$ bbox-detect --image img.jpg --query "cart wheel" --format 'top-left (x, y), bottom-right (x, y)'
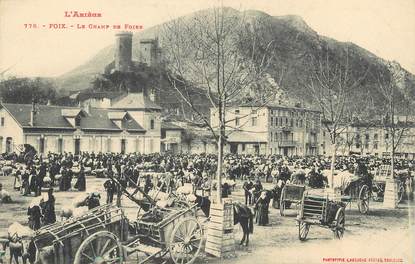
top-left (279, 188), bottom-right (285, 216)
top-left (358, 185), bottom-right (370, 214)
top-left (298, 221), bottom-right (309, 241)
top-left (73, 231), bottom-right (123, 264)
top-left (169, 217), bottom-right (203, 264)
top-left (397, 182), bottom-right (405, 204)
top-left (333, 209), bottom-right (345, 239)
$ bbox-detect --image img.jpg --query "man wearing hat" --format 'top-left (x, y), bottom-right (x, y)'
top-left (252, 178), bottom-right (263, 205)
top-left (242, 178), bottom-right (254, 205)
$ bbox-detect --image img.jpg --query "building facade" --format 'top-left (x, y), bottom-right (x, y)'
top-left (321, 123), bottom-right (415, 159)
top-left (210, 104), bottom-right (321, 156)
top-left (0, 93), bottom-right (165, 155)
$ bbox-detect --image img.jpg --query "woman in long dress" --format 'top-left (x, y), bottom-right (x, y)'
top-left (255, 191), bottom-right (269, 226)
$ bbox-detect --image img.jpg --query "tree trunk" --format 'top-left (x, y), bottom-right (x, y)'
top-left (216, 132), bottom-right (223, 203)
top-left (391, 130), bottom-right (395, 179)
top-left (216, 102), bottom-right (225, 204)
top-left (330, 142), bottom-right (337, 189)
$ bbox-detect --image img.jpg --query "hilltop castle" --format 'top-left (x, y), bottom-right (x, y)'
top-left (105, 31), bottom-right (161, 74)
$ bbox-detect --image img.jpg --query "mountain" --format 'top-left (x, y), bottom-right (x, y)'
top-left (56, 8), bottom-right (415, 111)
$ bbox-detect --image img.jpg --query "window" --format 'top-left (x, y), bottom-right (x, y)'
top-left (365, 134), bottom-right (370, 140)
top-left (107, 138), bottom-right (112, 152)
top-left (275, 133), bottom-right (278, 142)
top-left (235, 109), bottom-right (240, 114)
top-left (290, 119), bottom-right (294, 127)
top-left (58, 138), bottom-right (63, 153)
top-left (374, 133), bottom-right (378, 140)
top-left (251, 110), bottom-right (257, 114)
top-left (242, 143), bottom-right (246, 151)
top-left (356, 143), bottom-right (360, 149)
top-left (235, 117), bottom-right (240, 126)
top-left (0, 117), bottom-right (4, 126)
top-left (374, 143), bottom-right (378, 149)
top-left (385, 133), bottom-right (389, 139)
top-left (39, 138), bottom-right (45, 153)
top-left (251, 117), bottom-right (257, 126)
top-left (150, 119), bottom-right (155, 129)
top-left (270, 117), bottom-right (274, 127)
top-left (270, 132), bottom-right (273, 142)
top-left (285, 117), bottom-right (288, 125)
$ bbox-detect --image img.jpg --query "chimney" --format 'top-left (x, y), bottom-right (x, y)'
top-left (84, 102), bottom-right (92, 115)
top-left (149, 88), bottom-right (155, 102)
top-left (29, 100), bottom-right (36, 126)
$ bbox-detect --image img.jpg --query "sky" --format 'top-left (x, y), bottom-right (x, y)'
top-left (0, 0), bottom-right (414, 77)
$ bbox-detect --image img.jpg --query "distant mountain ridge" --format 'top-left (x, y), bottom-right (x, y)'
top-left (56, 8), bottom-right (415, 110)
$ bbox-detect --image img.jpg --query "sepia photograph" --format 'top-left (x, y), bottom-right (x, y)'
top-left (0, 0), bottom-right (414, 263)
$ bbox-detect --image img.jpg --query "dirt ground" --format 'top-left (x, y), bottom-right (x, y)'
top-left (0, 175), bottom-right (414, 264)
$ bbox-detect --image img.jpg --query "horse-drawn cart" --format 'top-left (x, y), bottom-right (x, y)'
top-left (31, 204), bottom-right (128, 264)
top-left (340, 178), bottom-right (371, 214)
top-left (372, 165), bottom-right (412, 204)
top-left (28, 171), bottom-right (205, 264)
top-left (296, 193), bottom-right (346, 241)
top-left (279, 183), bottom-right (306, 216)
top-left (130, 204), bottom-right (203, 264)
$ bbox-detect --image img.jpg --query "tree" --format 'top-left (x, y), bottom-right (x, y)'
top-left (0, 77), bottom-right (57, 104)
top-left (375, 61), bottom-right (412, 176)
top-left (162, 7), bottom-right (278, 202)
top-left (305, 46), bottom-right (368, 188)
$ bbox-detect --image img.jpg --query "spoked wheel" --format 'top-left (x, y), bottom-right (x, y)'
top-left (358, 185), bottom-right (370, 214)
top-left (169, 217), bottom-right (203, 264)
top-left (279, 188), bottom-right (285, 216)
top-left (298, 221), bottom-right (309, 241)
top-left (397, 182), bottom-right (405, 204)
top-left (333, 208), bottom-right (345, 239)
top-left (74, 231), bottom-right (123, 264)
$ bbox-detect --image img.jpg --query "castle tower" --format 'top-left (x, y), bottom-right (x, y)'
top-left (139, 38), bottom-right (160, 67)
top-left (114, 32), bottom-right (133, 72)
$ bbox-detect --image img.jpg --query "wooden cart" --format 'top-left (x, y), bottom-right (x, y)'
top-left (340, 178), bottom-right (371, 214)
top-left (372, 165), bottom-right (406, 203)
top-left (130, 205), bottom-right (204, 264)
top-left (296, 193), bottom-right (346, 241)
top-left (30, 172), bottom-right (204, 264)
top-left (111, 174), bottom-right (204, 264)
top-left (31, 204), bottom-right (128, 264)
top-left (279, 183), bottom-right (306, 216)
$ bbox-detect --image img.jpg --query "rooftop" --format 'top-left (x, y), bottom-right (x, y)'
top-left (110, 93), bottom-right (161, 110)
top-left (0, 103), bottom-right (145, 132)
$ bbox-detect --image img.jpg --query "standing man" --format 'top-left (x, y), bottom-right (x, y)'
top-left (104, 179), bottom-right (116, 204)
top-left (75, 166), bottom-right (86, 191)
top-left (243, 178), bottom-right (254, 205)
top-left (252, 178), bottom-right (263, 205)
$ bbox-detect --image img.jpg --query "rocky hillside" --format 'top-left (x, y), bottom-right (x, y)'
top-left (56, 8), bottom-right (415, 112)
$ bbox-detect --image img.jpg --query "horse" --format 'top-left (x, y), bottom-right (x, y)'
top-left (192, 195), bottom-right (254, 246)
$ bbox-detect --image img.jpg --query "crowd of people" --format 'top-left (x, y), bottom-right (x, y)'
top-left (1, 151), bottom-right (413, 229)
top-left (0, 150), bottom-right (414, 264)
